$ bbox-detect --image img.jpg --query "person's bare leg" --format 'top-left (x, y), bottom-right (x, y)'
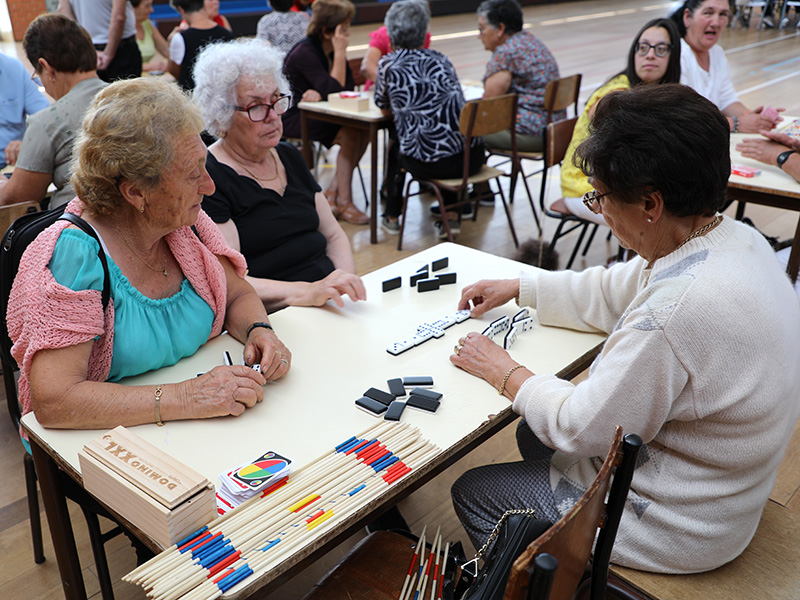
top-left (333, 127), bottom-right (369, 224)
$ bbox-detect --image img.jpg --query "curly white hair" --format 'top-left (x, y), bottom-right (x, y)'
top-left (193, 38), bottom-right (292, 138)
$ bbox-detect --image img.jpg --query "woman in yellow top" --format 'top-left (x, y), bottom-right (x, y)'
top-left (560, 18), bottom-right (682, 224)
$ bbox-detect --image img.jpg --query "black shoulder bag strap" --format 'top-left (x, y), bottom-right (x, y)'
top-left (59, 212), bottom-right (111, 310)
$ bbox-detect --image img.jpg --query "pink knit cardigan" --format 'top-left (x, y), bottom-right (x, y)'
top-left (7, 199), bottom-right (248, 417)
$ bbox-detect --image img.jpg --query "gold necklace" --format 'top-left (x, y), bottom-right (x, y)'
top-left (113, 223), bottom-right (169, 277)
top-left (230, 148), bottom-right (282, 184)
top-left (676, 215), bottom-right (723, 250)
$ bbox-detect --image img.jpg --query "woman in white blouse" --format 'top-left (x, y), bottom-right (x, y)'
top-left (671, 0), bottom-right (780, 133)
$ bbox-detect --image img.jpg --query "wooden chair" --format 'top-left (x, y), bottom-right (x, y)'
top-left (485, 74), bottom-right (582, 233)
top-left (503, 427), bottom-right (642, 600)
top-left (0, 200), bottom-right (40, 238)
top-left (608, 499), bottom-right (800, 600)
top-left (397, 93), bottom-right (520, 250)
top-left (302, 426), bottom-right (641, 600)
top-left (538, 117), bottom-right (602, 270)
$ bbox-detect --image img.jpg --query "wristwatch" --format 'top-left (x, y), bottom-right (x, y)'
top-left (777, 150), bottom-right (797, 170)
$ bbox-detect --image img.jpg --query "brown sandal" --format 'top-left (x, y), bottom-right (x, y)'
top-left (337, 202), bottom-right (370, 225)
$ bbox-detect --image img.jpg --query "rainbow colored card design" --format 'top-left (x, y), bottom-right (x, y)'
top-left (217, 451), bottom-right (292, 513)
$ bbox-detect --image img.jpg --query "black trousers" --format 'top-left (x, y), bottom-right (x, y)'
top-left (96, 36), bottom-right (143, 82)
top-left (384, 142), bottom-right (485, 217)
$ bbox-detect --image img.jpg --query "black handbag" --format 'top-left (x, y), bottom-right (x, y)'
top-left (459, 509), bottom-right (552, 600)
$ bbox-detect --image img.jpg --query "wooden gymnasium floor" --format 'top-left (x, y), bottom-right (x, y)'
top-left (1, 0), bottom-right (799, 598)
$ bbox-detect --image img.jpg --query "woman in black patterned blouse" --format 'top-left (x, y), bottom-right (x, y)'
top-left (374, 0), bottom-right (486, 238)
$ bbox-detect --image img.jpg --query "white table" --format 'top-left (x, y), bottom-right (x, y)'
top-left (729, 120), bottom-right (800, 282)
top-left (22, 243), bottom-right (605, 599)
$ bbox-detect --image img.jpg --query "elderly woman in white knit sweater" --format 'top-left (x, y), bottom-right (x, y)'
top-left (449, 84), bottom-right (800, 574)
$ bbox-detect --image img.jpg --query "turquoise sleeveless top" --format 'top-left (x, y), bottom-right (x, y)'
top-left (49, 229), bottom-right (215, 381)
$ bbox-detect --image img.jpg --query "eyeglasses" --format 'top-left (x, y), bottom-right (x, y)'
top-left (232, 94), bottom-right (291, 122)
top-left (582, 189), bottom-right (611, 214)
top-left (635, 42), bottom-right (672, 58)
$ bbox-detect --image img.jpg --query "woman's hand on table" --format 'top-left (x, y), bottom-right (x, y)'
top-left (181, 365), bottom-right (266, 418)
top-left (738, 106), bottom-right (783, 133)
top-left (458, 278), bottom-right (520, 317)
top-left (302, 269), bottom-right (366, 308)
top-left (736, 136), bottom-right (788, 166)
top-left (244, 327), bottom-right (292, 380)
top-left (760, 130), bottom-right (800, 152)
top-left (450, 332), bottom-right (517, 390)
top-left (302, 89), bottom-right (322, 102)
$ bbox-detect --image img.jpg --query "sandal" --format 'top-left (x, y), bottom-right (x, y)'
top-left (337, 202), bottom-right (370, 225)
top-left (325, 190), bottom-right (339, 218)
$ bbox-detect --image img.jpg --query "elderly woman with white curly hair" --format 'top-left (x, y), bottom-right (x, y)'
top-left (194, 38), bottom-right (365, 312)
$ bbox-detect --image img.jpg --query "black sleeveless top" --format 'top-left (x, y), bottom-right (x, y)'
top-left (177, 26), bottom-right (234, 91)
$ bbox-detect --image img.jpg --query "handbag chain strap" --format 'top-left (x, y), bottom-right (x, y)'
top-left (474, 508), bottom-right (537, 560)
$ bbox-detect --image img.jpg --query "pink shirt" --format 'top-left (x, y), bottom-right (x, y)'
top-left (365, 26), bottom-right (432, 90)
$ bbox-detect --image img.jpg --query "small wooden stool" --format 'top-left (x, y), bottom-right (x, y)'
top-left (610, 500), bottom-right (800, 600)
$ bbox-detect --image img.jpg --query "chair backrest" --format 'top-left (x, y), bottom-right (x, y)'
top-left (348, 56), bottom-right (367, 90)
top-left (459, 94), bottom-right (517, 139)
top-left (544, 117), bottom-right (578, 170)
top-left (543, 74), bottom-right (582, 118)
top-left (503, 426), bottom-right (643, 600)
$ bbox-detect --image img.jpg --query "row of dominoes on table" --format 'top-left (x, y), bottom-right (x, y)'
top-left (481, 308), bottom-right (535, 349)
top-left (387, 309), bottom-right (472, 356)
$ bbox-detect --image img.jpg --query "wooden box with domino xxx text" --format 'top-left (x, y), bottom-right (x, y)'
top-left (78, 426), bottom-right (216, 548)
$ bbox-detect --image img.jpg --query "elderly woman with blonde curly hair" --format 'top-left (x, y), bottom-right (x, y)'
top-left (194, 38), bottom-right (365, 312)
top-left (7, 77), bottom-right (291, 430)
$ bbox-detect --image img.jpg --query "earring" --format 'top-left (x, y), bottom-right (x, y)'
top-left (647, 217), bottom-right (652, 223)
top-left (139, 205), bottom-right (145, 214)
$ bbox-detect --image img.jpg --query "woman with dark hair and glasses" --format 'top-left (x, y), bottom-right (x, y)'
top-left (194, 39), bottom-right (365, 312)
top-left (450, 84), bottom-right (800, 574)
top-left (560, 17), bottom-right (680, 225)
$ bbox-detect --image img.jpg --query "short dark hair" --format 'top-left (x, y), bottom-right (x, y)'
top-left (23, 13), bottom-right (97, 74)
top-left (269, 0), bottom-right (295, 12)
top-left (574, 84), bottom-right (730, 218)
top-left (307, 0), bottom-right (355, 39)
top-left (171, 0), bottom-right (205, 14)
top-left (670, 0), bottom-right (707, 37)
top-left (623, 18), bottom-right (681, 86)
top-left (476, 0), bottom-right (523, 35)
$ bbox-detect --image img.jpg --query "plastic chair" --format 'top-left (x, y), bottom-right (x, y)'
top-left (397, 93), bottom-right (520, 250)
top-left (504, 427), bottom-right (642, 600)
top-left (730, 0), bottom-right (770, 28)
top-left (485, 74), bottom-right (582, 234)
top-left (537, 117), bottom-right (601, 270)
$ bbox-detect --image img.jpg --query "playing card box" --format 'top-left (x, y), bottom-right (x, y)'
top-left (327, 91), bottom-right (369, 111)
top-left (79, 426), bottom-right (215, 548)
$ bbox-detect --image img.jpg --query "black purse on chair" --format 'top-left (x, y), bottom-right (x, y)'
top-left (460, 509), bottom-right (552, 600)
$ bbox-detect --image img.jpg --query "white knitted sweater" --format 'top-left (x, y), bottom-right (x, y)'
top-left (513, 216), bottom-right (800, 573)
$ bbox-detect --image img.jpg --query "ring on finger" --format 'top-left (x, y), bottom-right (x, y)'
top-left (454, 344), bottom-right (462, 356)
top-left (280, 359), bottom-right (288, 365)
top-left (275, 350), bottom-right (282, 359)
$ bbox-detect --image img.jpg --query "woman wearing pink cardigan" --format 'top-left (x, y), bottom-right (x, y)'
top-left (7, 78), bottom-right (291, 430)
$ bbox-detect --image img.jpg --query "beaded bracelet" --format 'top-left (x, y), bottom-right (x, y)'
top-left (732, 115), bottom-right (739, 133)
top-left (498, 364), bottom-right (525, 395)
top-left (246, 321), bottom-right (274, 338)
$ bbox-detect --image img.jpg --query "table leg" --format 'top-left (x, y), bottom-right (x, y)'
top-left (300, 110), bottom-right (313, 169)
top-left (29, 439), bottom-right (88, 600)
top-left (370, 123), bottom-right (379, 244)
top-left (787, 216), bottom-right (800, 284)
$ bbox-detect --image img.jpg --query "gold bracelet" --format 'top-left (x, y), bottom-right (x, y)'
top-left (498, 364), bottom-right (524, 395)
top-left (154, 385), bottom-right (165, 426)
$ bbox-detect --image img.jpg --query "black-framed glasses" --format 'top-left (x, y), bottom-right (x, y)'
top-left (635, 42), bottom-right (671, 58)
top-left (232, 94), bottom-right (291, 122)
top-left (582, 189), bottom-right (611, 214)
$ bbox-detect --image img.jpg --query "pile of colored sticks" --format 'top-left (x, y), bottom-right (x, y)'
top-left (124, 422), bottom-right (439, 600)
top-left (400, 525), bottom-right (450, 600)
